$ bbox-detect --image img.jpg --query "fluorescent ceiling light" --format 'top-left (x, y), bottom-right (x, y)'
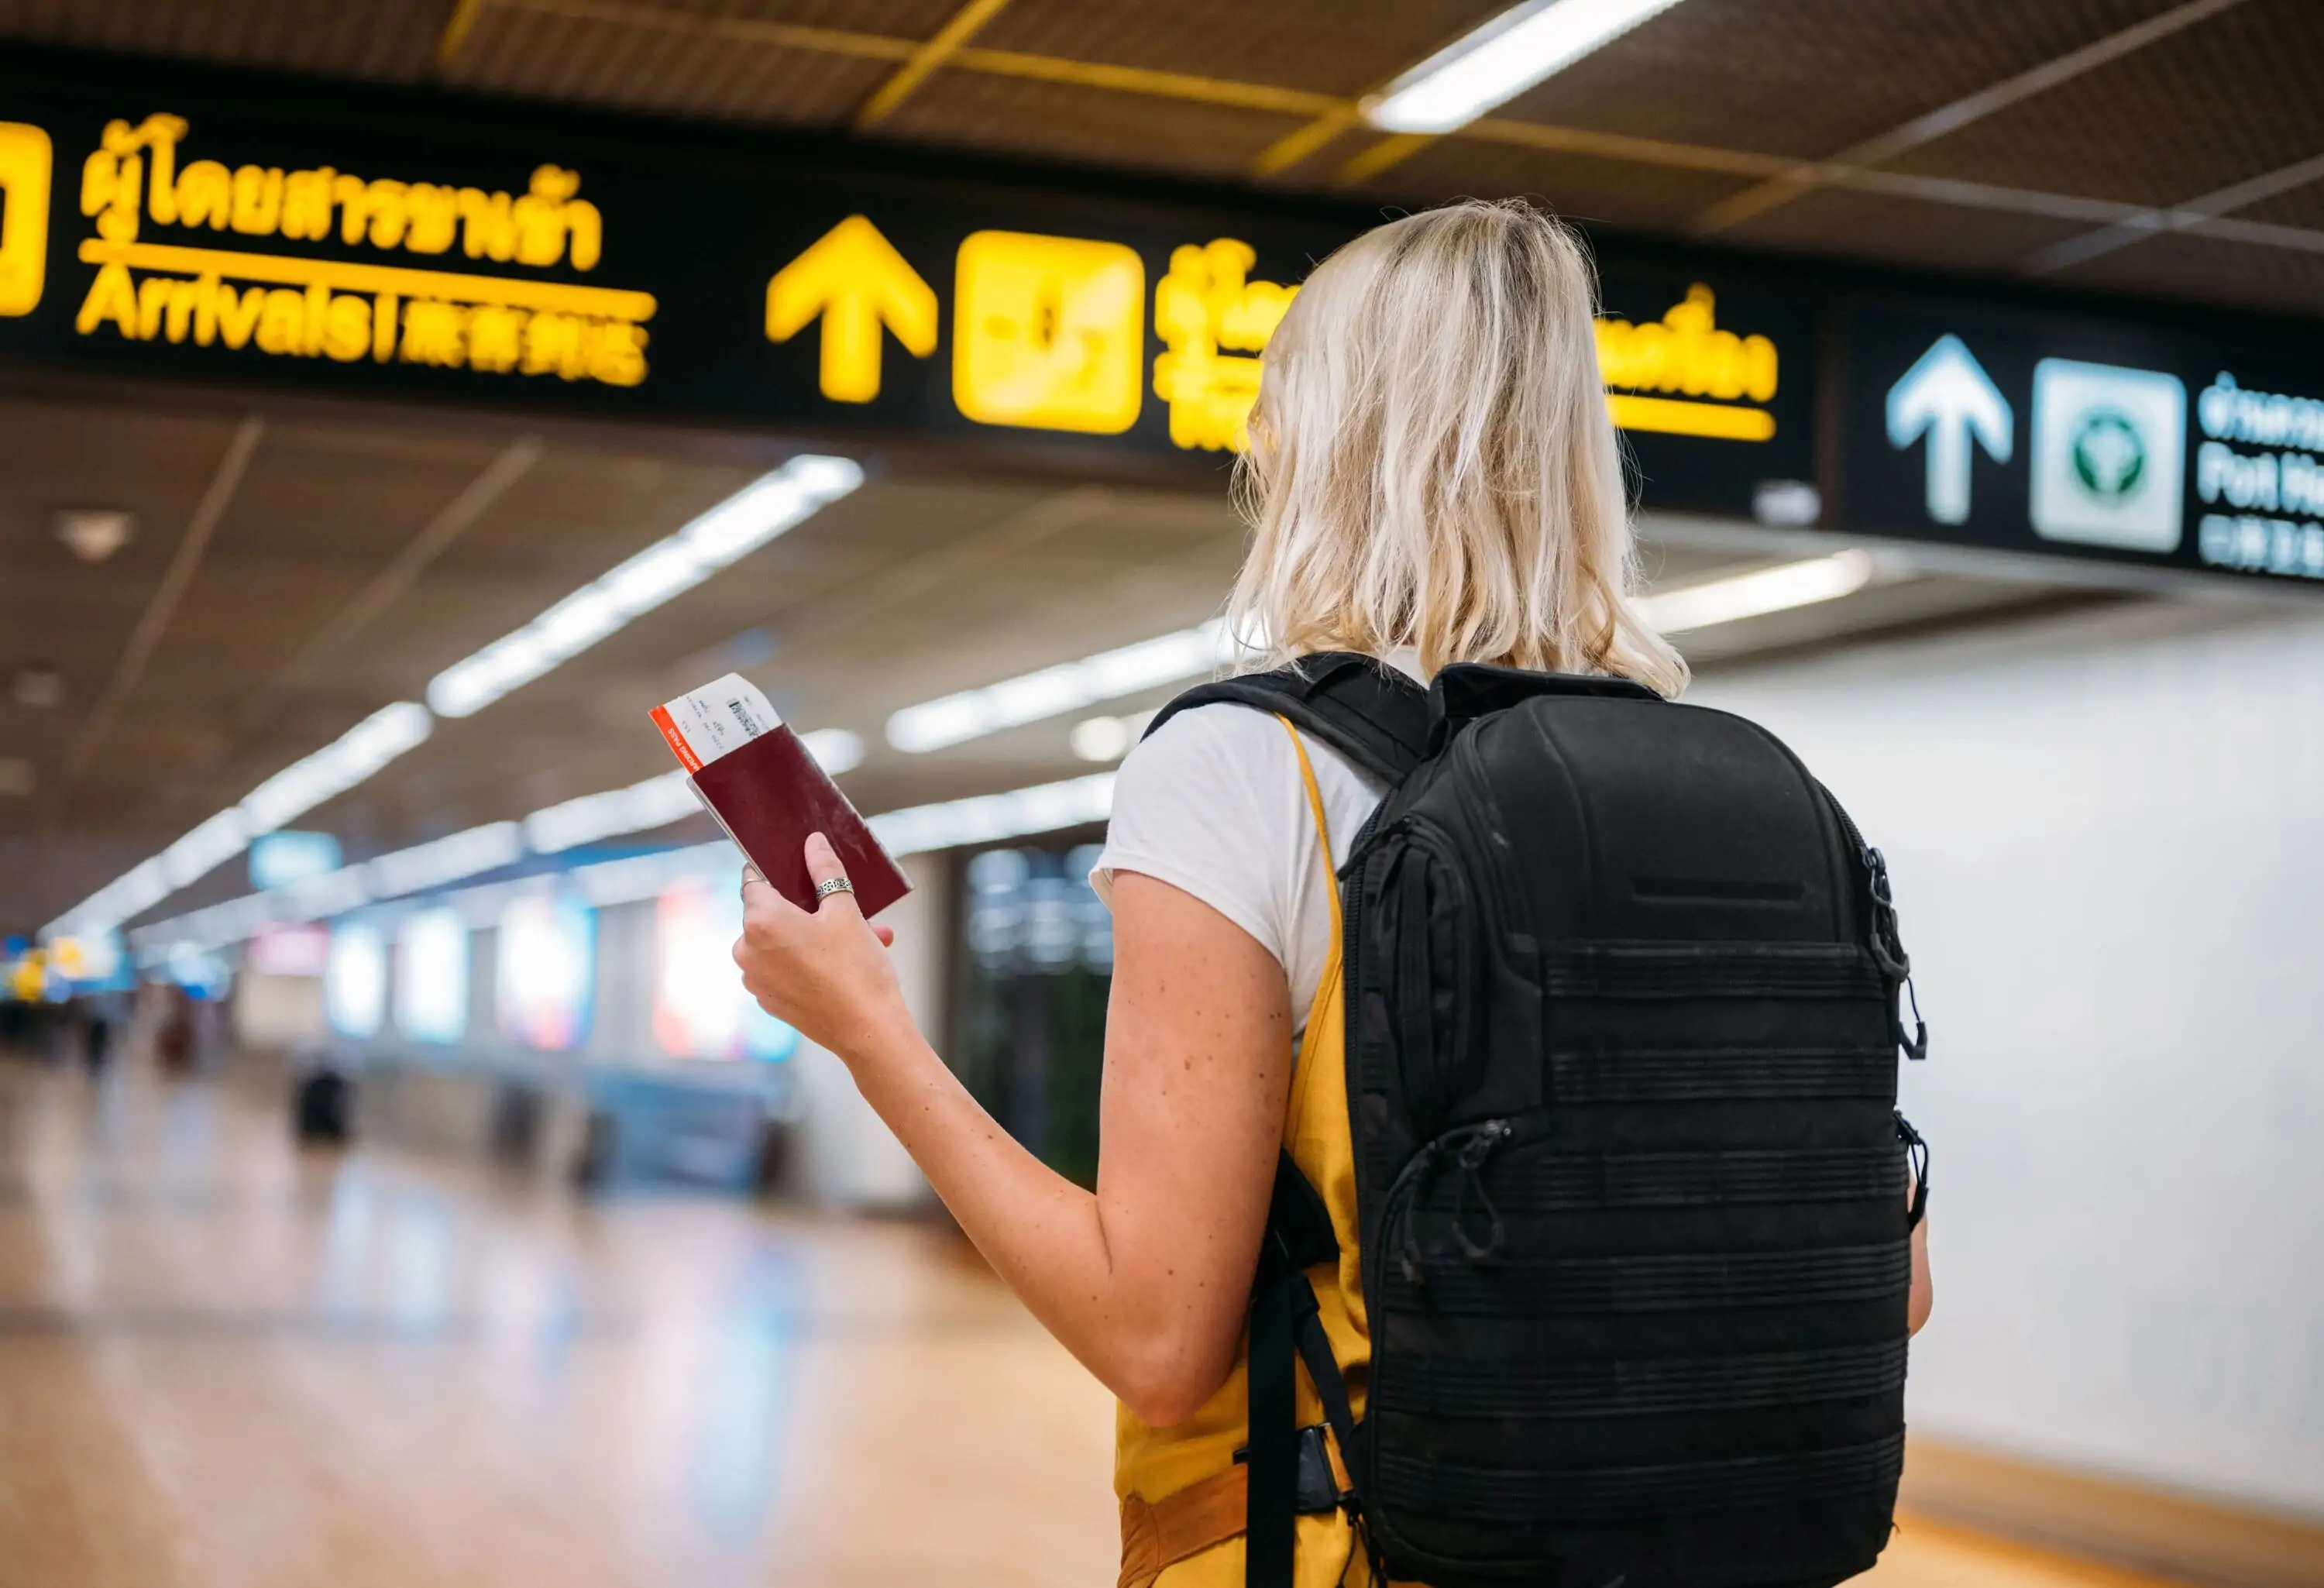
top-left (427, 454), bottom-right (863, 720)
top-left (868, 773), bottom-right (1116, 857)
top-left (1069, 708), bottom-right (1157, 764)
top-left (799, 727), bottom-right (865, 777)
top-left (44, 700), bottom-right (432, 940)
top-left (129, 723), bottom-right (872, 949)
top-left (524, 771), bottom-right (699, 855)
top-left (566, 839), bottom-right (737, 910)
top-left (1637, 550), bottom-right (1875, 635)
top-left (524, 728), bottom-right (860, 855)
top-left (135, 769), bottom-right (1124, 954)
top-left (239, 702), bottom-right (435, 832)
top-left (365, 823), bottom-right (526, 899)
top-left (1367, 0), bottom-right (1689, 133)
top-left (887, 620), bottom-right (1231, 754)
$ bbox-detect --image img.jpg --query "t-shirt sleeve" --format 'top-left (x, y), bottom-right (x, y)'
top-left (1091, 705), bottom-right (1307, 973)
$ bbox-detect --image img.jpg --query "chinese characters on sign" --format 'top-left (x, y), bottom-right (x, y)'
top-left (57, 112), bottom-right (651, 385)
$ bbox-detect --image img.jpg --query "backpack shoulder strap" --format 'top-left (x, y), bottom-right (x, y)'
top-left (1145, 651), bottom-right (1430, 785)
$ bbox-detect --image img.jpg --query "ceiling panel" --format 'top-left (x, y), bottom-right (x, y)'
top-left (1886, 0), bottom-right (2324, 209)
top-left (446, 3), bottom-right (894, 125)
top-left (975, 0), bottom-right (1504, 99)
top-left (2047, 227), bottom-right (2324, 319)
top-left (0, 0), bottom-right (438, 81)
top-left (1719, 185), bottom-right (2099, 275)
top-left (877, 67), bottom-right (1305, 179)
top-left (2226, 174), bottom-right (2324, 230)
top-left (1345, 136), bottom-right (1754, 233)
top-left (1485, 0), bottom-right (2194, 165)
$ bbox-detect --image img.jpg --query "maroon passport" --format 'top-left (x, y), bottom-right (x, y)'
top-left (651, 673), bottom-right (909, 917)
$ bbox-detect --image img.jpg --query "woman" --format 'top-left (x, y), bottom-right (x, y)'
top-left (736, 199), bottom-right (1934, 1586)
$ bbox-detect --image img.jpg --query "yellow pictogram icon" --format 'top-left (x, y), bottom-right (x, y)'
top-left (953, 229), bottom-right (1143, 435)
top-left (0, 121), bottom-right (53, 318)
top-left (764, 215), bottom-right (938, 404)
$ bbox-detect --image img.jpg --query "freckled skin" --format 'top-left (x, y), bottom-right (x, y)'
top-left (735, 836), bottom-right (1292, 1427)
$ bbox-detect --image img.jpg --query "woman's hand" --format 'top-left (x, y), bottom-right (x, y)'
top-left (733, 834), bottom-right (907, 1068)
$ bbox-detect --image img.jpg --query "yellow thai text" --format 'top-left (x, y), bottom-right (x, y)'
top-left (1152, 238), bottom-right (1296, 452)
top-left (1595, 284), bottom-right (1777, 404)
top-left (79, 113), bottom-right (604, 271)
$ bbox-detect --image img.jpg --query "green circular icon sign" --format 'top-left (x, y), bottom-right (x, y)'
top-left (2071, 408), bottom-right (2146, 500)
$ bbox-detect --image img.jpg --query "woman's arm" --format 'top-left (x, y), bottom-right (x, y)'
top-left (735, 836), bottom-right (1291, 1426)
top-left (1908, 1201), bottom-right (1933, 1336)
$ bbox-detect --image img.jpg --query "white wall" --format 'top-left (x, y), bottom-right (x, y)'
top-left (789, 849), bottom-right (948, 1210)
top-left (1692, 596), bottom-right (2324, 1519)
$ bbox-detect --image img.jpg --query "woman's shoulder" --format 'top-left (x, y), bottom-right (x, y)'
top-left (1116, 701), bottom-right (1301, 807)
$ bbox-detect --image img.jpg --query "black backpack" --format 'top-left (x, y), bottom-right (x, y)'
top-left (1150, 654), bottom-right (1929, 1588)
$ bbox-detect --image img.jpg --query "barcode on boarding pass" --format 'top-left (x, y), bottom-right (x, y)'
top-left (650, 672), bottom-right (782, 772)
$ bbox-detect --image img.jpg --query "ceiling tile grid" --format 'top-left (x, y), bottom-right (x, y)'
top-left (972, 0), bottom-right (1505, 98)
top-left (876, 66), bottom-right (1306, 178)
top-left (1884, 0), bottom-right (2324, 209)
top-left (446, 2), bottom-right (896, 124)
top-left (1485, 0), bottom-right (2195, 163)
top-left (2051, 226), bottom-right (2324, 318)
top-left (0, 0), bottom-right (438, 81)
top-left (1349, 136), bottom-right (1755, 233)
top-left (1719, 184), bottom-right (2102, 276)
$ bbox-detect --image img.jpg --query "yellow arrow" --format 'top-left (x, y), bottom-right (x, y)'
top-left (765, 215), bottom-right (939, 404)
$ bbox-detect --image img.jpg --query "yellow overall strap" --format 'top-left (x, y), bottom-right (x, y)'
top-left (1277, 716), bottom-right (1342, 947)
top-left (1243, 715), bottom-right (1358, 1588)
top-left (1127, 717), bottom-right (1359, 1588)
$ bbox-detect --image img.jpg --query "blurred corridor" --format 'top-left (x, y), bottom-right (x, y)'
top-left (0, 1054), bottom-right (2185, 1588)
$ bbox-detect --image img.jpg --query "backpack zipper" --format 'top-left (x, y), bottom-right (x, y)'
top-left (1819, 787), bottom-right (1928, 1063)
top-left (1379, 1117), bottom-right (1515, 1288)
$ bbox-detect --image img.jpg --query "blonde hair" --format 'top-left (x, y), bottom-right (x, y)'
top-left (1229, 199), bottom-right (1686, 696)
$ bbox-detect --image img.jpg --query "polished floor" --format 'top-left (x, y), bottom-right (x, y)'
top-left (0, 1055), bottom-right (2181, 1588)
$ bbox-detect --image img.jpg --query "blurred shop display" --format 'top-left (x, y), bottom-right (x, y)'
top-left (950, 843), bottom-right (1112, 1188)
top-left (653, 880), bottom-right (800, 1064)
top-left (393, 908), bottom-right (469, 1045)
top-left (235, 858), bottom-right (806, 1194)
top-left (325, 921), bottom-right (388, 1040)
top-left (496, 893), bottom-right (595, 1052)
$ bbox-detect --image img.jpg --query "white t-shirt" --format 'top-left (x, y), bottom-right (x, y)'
top-left (1092, 657), bottom-right (1416, 1033)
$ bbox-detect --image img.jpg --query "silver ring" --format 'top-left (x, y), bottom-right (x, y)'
top-left (813, 875), bottom-right (855, 901)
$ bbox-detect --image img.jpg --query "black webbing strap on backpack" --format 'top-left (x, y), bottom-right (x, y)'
top-left (1246, 1152), bottom-right (1355, 1588)
top-left (1143, 651), bottom-right (1429, 786)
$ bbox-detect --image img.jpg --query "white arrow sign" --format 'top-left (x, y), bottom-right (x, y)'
top-left (1886, 335), bottom-right (2013, 525)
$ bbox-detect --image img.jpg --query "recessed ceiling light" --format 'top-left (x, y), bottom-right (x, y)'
top-left (53, 508), bottom-right (137, 564)
top-left (1070, 710), bottom-right (1157, 763)
top-left (11, 667), bottom-right (65, 710)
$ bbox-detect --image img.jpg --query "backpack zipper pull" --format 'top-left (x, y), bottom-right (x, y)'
top-left (1451, 1120), bottom-right (1511, 1264)
top-left (1863, 846), bottom-right (1929, 1061)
